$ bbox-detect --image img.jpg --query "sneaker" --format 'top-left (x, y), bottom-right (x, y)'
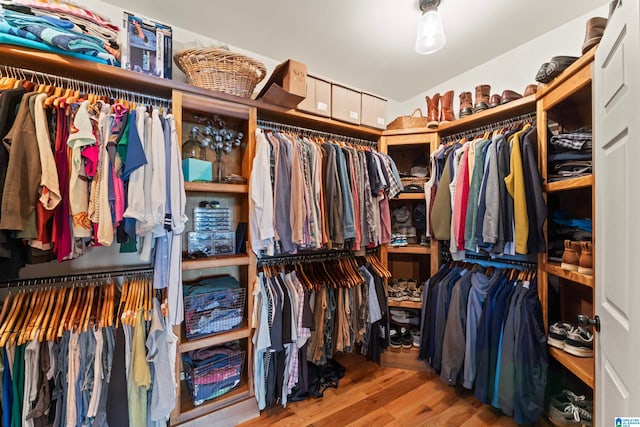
top-left (408, 286), bottom-right (423, 303)
top-left (399, 326), bottom-right (413, 349)
top-left (388, 287), bottom-right (404, 302)
top-left (550, 389), bottom-right (592, 411)
top-left (389, 326), bottom-right (402, 348)
top-left (548, 321), bottom-right (574, 349)
top-left (411, 329), bottom-right (420, 347)
top-left (548, 400), bottom-right (593, 426)
top-left (564, 326), bottom-right (594, 358)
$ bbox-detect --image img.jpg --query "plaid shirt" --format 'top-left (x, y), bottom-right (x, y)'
top-left (380, 153), bottom-right (404, 198)
top-left (550, 126), bottom-right (592, 151)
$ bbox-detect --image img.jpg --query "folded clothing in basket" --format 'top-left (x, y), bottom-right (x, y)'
top-left (184, 275), bottom-right (240, 296)
top-left (191, 308), bottom-right (243, 336)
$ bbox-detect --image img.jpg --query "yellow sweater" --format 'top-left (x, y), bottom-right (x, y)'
top-left (504, 124), bottom-right (531, 254)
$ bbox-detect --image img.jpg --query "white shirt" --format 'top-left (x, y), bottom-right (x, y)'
top-left (250, 129), bottom-right (275, 256)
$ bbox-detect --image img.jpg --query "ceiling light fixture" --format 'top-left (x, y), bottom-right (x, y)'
top-left (415, 0), bottom-right (446, 55)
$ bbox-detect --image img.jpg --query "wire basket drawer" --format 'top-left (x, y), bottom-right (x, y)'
top-left (183, 350), bottom-right (246, 406)
top-left (183, 287), bottom-right (246, 340)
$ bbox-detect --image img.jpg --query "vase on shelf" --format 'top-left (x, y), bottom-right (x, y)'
top-left (212, 150), bottom-right (226, 183)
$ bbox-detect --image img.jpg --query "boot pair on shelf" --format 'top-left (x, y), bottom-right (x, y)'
top-left (425, 91), bottom-right (454, 129)
top-left (561, 240), bottom-right (593, 275)
top-left (459, 84), bottom-right (539, 118)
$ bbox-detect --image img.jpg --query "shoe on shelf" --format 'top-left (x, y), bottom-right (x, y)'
top-left (388, 286), bottom-right (404, 302)
top-left (411, 329), bottom-right (420, 347)
top-left (391, 309), bottom-right (420, 326)
top-left (389, 326), bottom-right (402, 349)
top-left (548, 321), bottom-right (574, 349)
top-left (578, 241), bottom-right (593, 275)
top-left (407, 278), bottom-right (417, 291)
top-left (561, 240), bottom-right (581, 272)
top-left (408, 285), bottom-right (424, 303)
top-left (548, 399), bottom-right (593, 427)
top-left (399, 326), bottom-right (413, 349)
top-left (550, 389), bottom-right (592, 411)
top-left (564, 326), bottom-right (594, 358)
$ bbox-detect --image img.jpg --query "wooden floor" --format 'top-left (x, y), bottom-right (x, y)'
top-left (238, 352), bottom-right (527, 427)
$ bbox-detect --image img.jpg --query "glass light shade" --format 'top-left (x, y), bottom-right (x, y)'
top-left (415, 8), bottom-right (446, 54)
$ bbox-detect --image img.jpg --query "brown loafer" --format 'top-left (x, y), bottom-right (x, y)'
top-left (489, 94), bottom-right (502, 108)
top-left (523, 84), bottom-right (538, 97)
top-left (500, 90), bottom-right (523, 105)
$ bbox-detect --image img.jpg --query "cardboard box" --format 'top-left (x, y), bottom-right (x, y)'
top-left (182, 158), bottom-right (212, 182)
top-left (332, 84), bottom-right (361, 125)
top-left (256, 59), bottom-right (307, 108)
top-left (361, 93), bottom-right (387, 129)
top-left (298, 76), bottom-right (331, 117)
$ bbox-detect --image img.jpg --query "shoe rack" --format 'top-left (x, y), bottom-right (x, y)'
top-left (378, 129), bottom-right (439, 371)
top-left (536, 47), bottom-right (597, 396)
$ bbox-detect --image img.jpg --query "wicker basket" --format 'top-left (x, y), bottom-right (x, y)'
top-left (174, 48), bottom-right (267, 98)
top-left (386, 108), bottom-right (428, 130)
top-left (401, 176), bottom-right (428, 188)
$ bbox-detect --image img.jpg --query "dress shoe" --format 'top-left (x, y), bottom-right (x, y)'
top-left (473, 84), bottom-right (491, 113)
top-left (500, 90), bottom-right (522, 105)
top-left (535, 62), bottom-right (550, 84)
top-left (561, 240), bottom-right (581, 272)
top-left (489, 94), bottom-right (502, 108)
top-left (459, 92), bottom-right (473, 118)
top-left (426, 93), bottom-right (440, 129)
top-left (582, 17), bottom-right (607, 54)
top-left (523, 84), bottom-right (538, 97)
top-left (578, 241), bottom-right (593, 275)
top-left (439, 90), bottom-right (455, 124)
top-left (546, 56), bottom-right (580, 82)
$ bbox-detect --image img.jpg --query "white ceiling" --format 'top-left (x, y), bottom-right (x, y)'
top-left (104, 0), bottom-right (609, 102)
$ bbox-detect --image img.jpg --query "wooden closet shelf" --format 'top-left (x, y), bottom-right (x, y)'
top-left (436, 95), bottom-right (536, 137)
top-left (179, 324), bottom-right (251, 353)
top-left (535, 46), bottom-right (597, 99)
top-left (182, 254), bottom-right (251, 270)
top-left (542, 262), bottom-right (594, 288)
top-left (386, 245), bottom-right (430, 255)
top-left (544, 175), bottom-right (593, 192)
top-left (388, 300), bottom-right (422, 309)
top-left (179, 379), bottom-right (250, 424)
top-left (383, 127), bottom-right (435, 137)
top-left (184, 182), bottom-right (249, 194)
top-left (549, 347), bottom-right (594, 389)
top-left (0, 45), bottom-right (381, 140)
top-left (393, 193), bottom-right (426, 200)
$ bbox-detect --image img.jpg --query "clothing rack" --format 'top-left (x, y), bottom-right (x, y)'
top-left (441, 249), bottom-right (537, 271)
top-left (0, 64), bottom-right (172, 108)
top-left (440, 112), bottom-right (536, 144)
top-left (257, 119), bottom-right (378, 148)
top-left (0, 267), bottom-right (154, 287)
top-left (257, 250), bottom-right (356, 267)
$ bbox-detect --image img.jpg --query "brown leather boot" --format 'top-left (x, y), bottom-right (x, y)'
top-left (578, 241), bottom-right (593, 275)
top-left (561, 240), bottom-right (580, 271)
top-left (473, 84), bottom-right (491, 113)
top-left (459, 92), bottom-right (473, 118)
top-left (426, 93), bottom-right (440, 129)
top-left (524, 84), bottom-right (538, 97)
top-left (439, 90), bottom-right (454, 124)
top-left (489, 94), bottom-right (502, 108)
top-left (582, 17), bottom-right (607, 54)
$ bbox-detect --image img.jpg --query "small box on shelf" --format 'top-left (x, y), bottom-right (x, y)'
top-left (256, 59), bottom-right (308, 108)
top-left (183, 158), bottom-right (213, 182)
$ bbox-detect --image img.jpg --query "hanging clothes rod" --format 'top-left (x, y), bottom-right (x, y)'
top-left (0, 267), bottom-right (154, 287)
top-left (257, 119), bottom-right (378, 148)
top-left (257, 250), bottom-right (357, 267)
top-left (0, 64), bottom-right (172, 107)
top-left (440, 112), bottom-right (536, 144)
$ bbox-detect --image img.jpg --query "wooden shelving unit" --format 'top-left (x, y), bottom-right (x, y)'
top-left (393, 193), bottom-right (426, 200)
top-left (184, 182), bottom-right (249, 194)
top-left (537, 47), bottom-right (596, 395)
top-left (386, 245), bottom-right (431, 255)
top-left (388, 300), bottom-right (422, 309)
top-left (178, 379), bottom-right (250, 424)
top-left (182, 254), bottom-right (252, 270)
top-left (179, 325), bottom-right (252, 353)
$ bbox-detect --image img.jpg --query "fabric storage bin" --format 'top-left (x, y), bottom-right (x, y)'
top-left (183, 346), bottom-right (246, 406)
top-left (183, 276), bottom-right (246, 340)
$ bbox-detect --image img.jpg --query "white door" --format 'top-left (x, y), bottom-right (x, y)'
top-left (594, 0), bottom-right (640, 425)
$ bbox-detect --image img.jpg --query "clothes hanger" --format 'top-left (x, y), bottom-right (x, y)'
top-left (47, 287), bottom-right (66, 341)
top-left (9, 291), bottom-right (33, 347)
top-left (0, 290), bottom-right (25, 347)
top-left (24, 287), bottom-right (47, 343)
top-left (18, 289), bottom-right (39, 345)
top-left (36, 286), bottom-right (56, 342)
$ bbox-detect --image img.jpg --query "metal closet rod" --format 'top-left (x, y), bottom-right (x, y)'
top-left (257, 249), bottom-right (357, 267)
top-left (440, 112), bottom-right (536, 144)
top-left (257, 119), bottom-right (378, 148)
top-left (0, 266), bottom-right (154, 288)
top-left (0, 64), bottom-right (172, 107)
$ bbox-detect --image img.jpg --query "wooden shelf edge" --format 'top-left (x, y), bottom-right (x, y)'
top-left (0, 45), bottom-right (381, 140)
top-left (179, 325), bottom-right (251, 353)
top-left (535, 47), bottom-right (597, 99)
top-left (388, 300), bottom-right (422, 309)
top-left (182, 254), bottom-right (250, 270)
top-left (545, 175), bottom-right (593, 192)
top-left (542, 262), bottom-right (594, 288)
top-left (184, 182), bottom-right (249, 193)
top-left (437, 95), bottom-right (536, 136)
top-left (393, 193), bottom-right (426, 200)
top-left (383, 127), bottom-right (436, 136)
top-left (179, 380), bottom-right (250, 423)
top-left (386, 244), bottom-right (430, 255)
top-left (549, 347), bottom-right (594, 388)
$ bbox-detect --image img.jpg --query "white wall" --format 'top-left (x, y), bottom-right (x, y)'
top-left (388, 4), bottom-right (609, 121)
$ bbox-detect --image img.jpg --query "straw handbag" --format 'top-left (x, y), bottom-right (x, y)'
top-left (386, 108), bottom-right (428, 130)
